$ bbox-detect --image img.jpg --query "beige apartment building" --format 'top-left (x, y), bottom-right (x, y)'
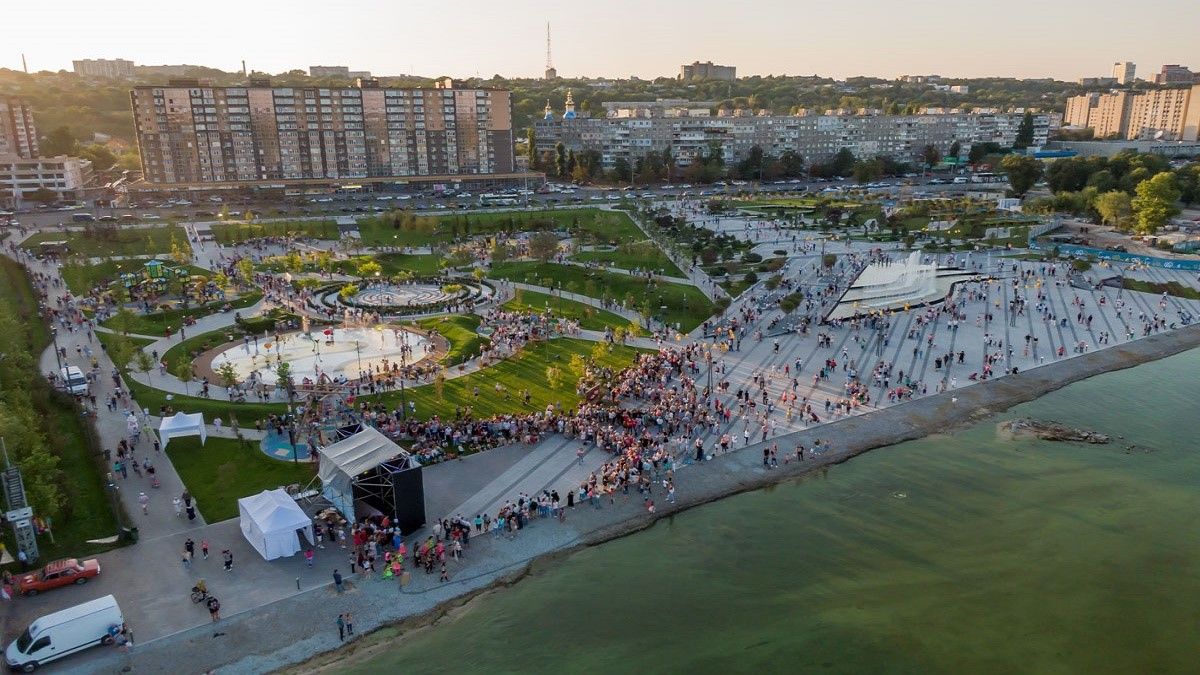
top-left (0, 97), bottom-right (40, 159)
top-left (1063, 85), bottom-right (1200, 141)
top-left (131, 78), bottom-right (514, 186)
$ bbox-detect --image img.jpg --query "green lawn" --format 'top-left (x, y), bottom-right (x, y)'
top-left (166, 436), bottom-right (316, 523)
top-left (488, 261), bottom-right (714, 332)
top-left (0, 258), bottom-right (119, 559)
top-left (503, 289), bottom-right (639, 333)
top-left (21, 225), bottom-right (190, 257)
top-left (571, 239), bottom-right (683, 276)
top-left (370, 338), bottom-right (643, 420)
top-left (376, 253), bottom-right (446, 276)
top-left (61, 260), bottom-right (211, 296)
top-left (416, 315), bottom-right (487, 365)
top-left (358, 208), bottom-right (644, 247)
top-left (210, 220), bottom-right (340, 243)
top-left (101, 291), bottom-right (263, 336)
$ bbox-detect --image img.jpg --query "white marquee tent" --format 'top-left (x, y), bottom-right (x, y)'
top-left (237, 489), bottom-right (314, 561)
top-left (318, 426), bottom-right (408, 518)
top-left (158, 411), bottom-right (206, 449)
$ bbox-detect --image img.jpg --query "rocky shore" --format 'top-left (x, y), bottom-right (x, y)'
top-left (999, 418), bottom-right (1111, 444)
top-left (71, 323), bottom-right (1200, 675)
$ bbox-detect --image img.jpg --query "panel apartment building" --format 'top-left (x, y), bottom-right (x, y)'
top-left (1063, 85), bottom-right (1200, 141)
top-left (535, 100), bottom-right (1049, 170)
top-left (1, 97), bottom-right (94, 207)
top-left (0, 97), bottom-right (39, 158)
top-left (131, 79), bottom-right (515, 187)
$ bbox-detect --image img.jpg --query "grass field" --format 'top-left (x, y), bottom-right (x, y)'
top-left (358, 208), bottom-right (644, 247)
top-left (488, 261), bottom-right (714, 331)
top-left (370, 338), bottom-right (643, 420)
top-left (502, 289), bottom-right (639, 333)
top-left (416, 315), bottom-right (487, 365)
top-left (211, 220), bottom-right (340, 243)
top-left (166, 436), bottom-right (316, 523)
top-left (376, 253), bottom-right (446, 276)
top-left (21, 225), bottom-right (190, 257)
top-left (100, 292), bottom-right (263, 336)
top-left (0, 258), bottom-right (119, 558)
top-left (571, 239), bottom-right (683, 277)
top-left (61, 260), bottom-right (211, 296)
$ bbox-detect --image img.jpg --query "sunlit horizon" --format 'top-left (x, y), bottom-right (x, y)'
top-left (9, 0), bottom-right (1200, 81)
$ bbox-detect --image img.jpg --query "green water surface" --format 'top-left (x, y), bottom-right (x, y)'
top-left (346, 348), bottom-right (1200, 675)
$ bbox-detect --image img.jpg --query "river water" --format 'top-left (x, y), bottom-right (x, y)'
top-left (344, 348), bottom-right (1200, 675)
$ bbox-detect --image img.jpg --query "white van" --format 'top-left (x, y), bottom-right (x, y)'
top-left (6, 595), bottom-right (124, 672)
top-left (59, 366), bottom-right (89, 396)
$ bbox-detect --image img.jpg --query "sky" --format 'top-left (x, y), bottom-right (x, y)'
top-left (9, 0), bottom-right (1199, 81)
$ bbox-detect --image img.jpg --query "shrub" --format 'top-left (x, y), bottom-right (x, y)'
top-left (742, 252), bottom-right (763, 263)
top-left (743, 272), bottom-right (759, 285)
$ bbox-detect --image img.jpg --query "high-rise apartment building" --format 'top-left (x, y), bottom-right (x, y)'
top-left (679, 61), bottom-right (736, 81)
top-left (1112, 61), bottom-right (1137, 85)
top-left (1063, 85), bottom-right (1200, 140)
top-left (130, 79), bottom-right (514, 186)
top-left (73, 58), bottom-right (135, 79)
top-left (0, 97), bottom-right (39, 159)
top-left (1152, 65), bottom-right (1196, 85)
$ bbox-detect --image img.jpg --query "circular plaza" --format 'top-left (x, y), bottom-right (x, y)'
top-left (201, 326), bottom-right (442, 386)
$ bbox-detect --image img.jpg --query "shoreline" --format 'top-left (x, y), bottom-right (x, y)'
top-left (80, 323), bottom-right (1200, 675)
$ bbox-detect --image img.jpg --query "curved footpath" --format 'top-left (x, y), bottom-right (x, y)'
top-left (67, 322), bottom-right (1200, 675)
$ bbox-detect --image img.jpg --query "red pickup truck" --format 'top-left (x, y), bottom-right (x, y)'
top-left (16, 558), bottom-right (101, 596)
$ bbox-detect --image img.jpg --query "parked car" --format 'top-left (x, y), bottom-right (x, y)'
top-left (15, 558), bottom-right (101, 596)
top-left (6, 595), bottom-right (122, 672)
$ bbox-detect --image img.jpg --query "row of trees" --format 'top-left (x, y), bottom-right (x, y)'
top-left (1018, 150), bottom-right (1200, 234)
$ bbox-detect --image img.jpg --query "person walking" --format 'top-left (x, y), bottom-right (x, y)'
top-left (336, 613), bottom-right (345, 642)
top-left (344, 611), bottom-right (354, 637)
top-left (137, 492), bottom-right (149, 515)
top-left (206, 596), bottom-right (221, 622)
top-left (201, 540), bottom-right (209, 559)
top-left (333, 569), bottom-right (344, 594)
top-left (305, 548), bottom-right (314, 567)
top-left (222, 549), bottom-right (233, 572)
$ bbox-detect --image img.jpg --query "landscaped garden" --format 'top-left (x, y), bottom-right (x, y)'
top-left (369, 337), bottom-right (645, 421)
top-left (100, 291), bottom-right (263, 336)
top-left (61, 259), bottom-right (212, 296)
top-left (416, 315), bottom-right (488, 365)
top-left (488, 261), bottom-right (715, 331)
top-left (502, 289), bottom-right (639, 333)
top-left (357, 207), bottom-right (645, 247)
top-left (21, 225), bottom-right (191, 257)
top-left (211, 220), bottom-right (341, 244)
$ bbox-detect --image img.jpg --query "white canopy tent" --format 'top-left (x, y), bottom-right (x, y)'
top-left (158, 411), bottom-right (206, 449)
top-left (237, 489), bottom-right (314, 561)
top-left (318, 426), bottom-right (409, 519)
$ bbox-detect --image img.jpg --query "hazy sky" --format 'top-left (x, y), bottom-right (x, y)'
top-left (9, 0), bottom-right (1199, 81)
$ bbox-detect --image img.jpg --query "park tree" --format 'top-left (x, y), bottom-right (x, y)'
top-left (1000, 154), bottom-right (1043, 198)
top-left (26, 187), bottom-right (58, 206)
top-left (921, 144), bottom-right (941, 169)
top-left (1094, 190), bottom-right (1133, 229)
top-left (948, 140), bottom-right (962, 159)
top-left (526, 128), bottom-right (538, 169)
top-left (545, 365), bottom-right (563, 390)
top-left (355, 258), bottom-right (383, 280)
top-left (216, 362), bottom-right (240, 390)
top-left (1131, 172), bottom-right (1181, 234)
top-left (433, 368), bottom-right (446, 400)
top-left (41, 125), bottom-right (77, 156)
top-left (1013, 111), bottom-right (1035, 149)
top-left (554, 142), bottom-right (567, 178)
top-left (528, 231), bottom-right (560, 262)
top-left (490, 239), bottom-right (511, 265)
top-left (175, 360), bottom-right (195, 395)
top-left (170, 236), bottom-right (191, 266)
top-left (132, 349), bottom-right (155, 383)
top-left (779, 149), bottom-right (805, 177)
top-left (236, 258), bottom-right (255, 286)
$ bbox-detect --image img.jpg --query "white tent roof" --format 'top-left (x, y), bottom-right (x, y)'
top-left (237, 489), bottom-right (313, 561)
top-left (318, 426), bottom-right (408, 483)
top-left (158, 411), bottom-right (206, 449)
